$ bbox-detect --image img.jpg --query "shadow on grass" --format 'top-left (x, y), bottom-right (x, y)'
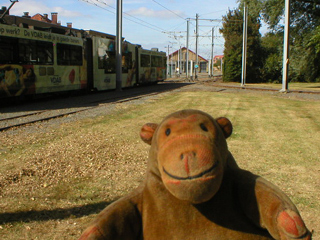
top-left (0, 200), bottom-right (115, 224)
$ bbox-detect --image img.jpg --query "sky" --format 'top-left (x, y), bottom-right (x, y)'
top-left (1, 0), bottom-right (242, 58)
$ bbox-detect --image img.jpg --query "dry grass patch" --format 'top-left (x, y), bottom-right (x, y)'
top-left (0, 89), bottom-right (319, 239)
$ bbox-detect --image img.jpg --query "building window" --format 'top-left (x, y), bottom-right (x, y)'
top-left (200, 62), bottom-right (207, 72)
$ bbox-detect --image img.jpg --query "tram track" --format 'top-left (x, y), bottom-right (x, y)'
top-left (0, 107), bottom-right (92, 132)
top-left (0, 111), bottom-right (49, 122)
top-left (0, 84), bottom-right (186, 132)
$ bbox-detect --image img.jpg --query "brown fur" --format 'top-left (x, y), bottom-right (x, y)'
top-left (79, 109), bottom-right (312, 240)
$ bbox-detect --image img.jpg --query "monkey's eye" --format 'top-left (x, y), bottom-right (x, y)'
top-left (165, 128), bottom-right (171, 136)
top-left (200, 123), bottom-right (208, 132)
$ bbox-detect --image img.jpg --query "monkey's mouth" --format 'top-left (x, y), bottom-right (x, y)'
top-left (162, 161), bottom-right (219, 181)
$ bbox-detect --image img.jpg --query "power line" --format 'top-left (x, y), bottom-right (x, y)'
top-left (168, 20), bottom-right (188, 32)
top-left (95, 0), bottom-right (167, 32)
top-left (200, 9), bottom-right (227, 17)
top-left (81, 0), bottom-right (114, 14)
top-left (80, 0), bottom-right (167, 33)
top-left (150, 0), bottom-right (186, 20)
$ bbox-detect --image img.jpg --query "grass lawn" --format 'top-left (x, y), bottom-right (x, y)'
top-left (0, 88), bottom-right (319, 239)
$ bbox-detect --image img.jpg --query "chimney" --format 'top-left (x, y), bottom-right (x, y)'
top-left (67, 22), bottom-right (72, 28)
top-left (51, 12), bottom-right (58, 24)
top-left (43, 13), bottom-right (48, 19)
top-left (23, 12), bottom-right (31, 18)
top-left (0, 6), bottom-right (7, 15)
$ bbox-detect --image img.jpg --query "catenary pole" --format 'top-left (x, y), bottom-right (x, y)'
top-left (186, 19), bottom-right (189, 78)
top-left (165, 45), bottom-right (170, 77)
top-left (178, 45), bottom-right (180, 76)
top-left (116, 0), bottom-right (122, 91)
top-left (281, 0), bottom-right (290, 92)
top-left (195, 13), bottom-right (199, 79)
top-left (241, 3), bottom-right (248, 87)
top-left (211, 27), bottom-right (214, 77)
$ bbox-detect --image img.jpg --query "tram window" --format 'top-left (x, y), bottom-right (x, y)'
top-left (163, 57), bottom-right (167, 68)
top-left (57, 44), bottom-right (82, 66)
top-left (141, 54), bottom-right (150, 67)
top-left (151, 56), bottom-right (162, 67)
top-left (122, 52), bottom-right (132, 73)
top-left (37, 41), bottom-right (53, 64)
top-left (18, 39), bottom-right (53, 64)
top-left (98, 50), bottom-right (116, 73)
top-left (0, 37), bottom-right (15, 63)
top-left (98, 51), bottom-right (132, 74)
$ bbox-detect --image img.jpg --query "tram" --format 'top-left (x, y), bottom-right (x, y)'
top-left (0, 15), bottom-right (166, 99)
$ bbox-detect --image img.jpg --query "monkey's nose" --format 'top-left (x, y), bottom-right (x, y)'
top-left (180, 151), bottom-right (196, 160)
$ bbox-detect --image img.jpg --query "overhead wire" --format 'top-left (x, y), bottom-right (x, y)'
top-left (95, 0), bottom-right (168, 32)
top-left (81, 0), bottom-right (225, 55)
top-left (80, 0), bottom-right (169, 33)
top-left (200, 9), bottom-right (227, 17)
top-left (81, 0), bottom-right (114, 14)
top-left (150, 0), bottom-right (186, 20)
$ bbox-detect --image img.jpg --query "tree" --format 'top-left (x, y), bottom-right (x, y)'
top-left (241, 0), bottom-right (320, 32)
top-left (260, 32), bottom-right (283, 82)
top-left (214, 58), bottom-right (222, 70)
top-left (239, 0), bottom-right (320, 82)
top-left (220, 8), bottom-right (264, 83)
top-left (296, 26), bottom-right (320, 82)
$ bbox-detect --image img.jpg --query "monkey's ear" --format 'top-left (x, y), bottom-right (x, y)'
top-left (140, 123), bottom-right (158, 145)
top-left (216, 117), bottom-right (233, 139)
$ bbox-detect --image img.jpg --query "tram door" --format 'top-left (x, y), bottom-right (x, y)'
top-left (135, 46), bottom-right (140, 85)
top-left (86, 38), bottom-right (94, 90)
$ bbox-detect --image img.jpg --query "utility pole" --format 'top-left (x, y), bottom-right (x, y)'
top-left (164, 45), bottom-right (172, 77)
top-left (116, 0), bottom-right (122, 91)
top-left (211, 27), bottom-right (214, 77)
top-left (281, 0), bottom-right (290, 92)
top-left (195, 13), bottom-right (199, 79)
top-left (185, 16), bottom-right (222, 80)
top-left (173, 35), bottom-right (183, 76)
top-left (169, 41), bottom-right (176, 78)
top-left (178, 45), bottom-right (180, 76)
top-left (241, 3), bottom-right (248, 87)
top-left (186, 19), bottom-right (190, 79)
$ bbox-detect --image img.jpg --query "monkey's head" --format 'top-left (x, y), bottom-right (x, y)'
top-left (140, 109), bottom-right (232, 204)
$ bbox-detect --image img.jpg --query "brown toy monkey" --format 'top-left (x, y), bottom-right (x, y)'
top-left (79, 109), bottom-right (312, 240)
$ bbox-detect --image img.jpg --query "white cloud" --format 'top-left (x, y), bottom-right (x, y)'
top-left (7, 0), bottom-right (83, 19)
top-left (51, 7), bottom-right (82, 18)
top-left (125, 7), bottom-right (184, 19)
top-left (9, 0), bottom-right (51, 16)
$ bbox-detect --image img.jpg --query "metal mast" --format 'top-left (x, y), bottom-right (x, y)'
top-left (116, 0), bottom-right (123, 91)
top-left (281, 0), bottom-right (290, 92)
top-left (211, 27), bottom-right (214, 77)
top-left (186, 19), bottom-right (190, 78)
top-left (195, 13), bottom-right (199, 79)
top-left (241, 3), bottom-right (248, 87)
